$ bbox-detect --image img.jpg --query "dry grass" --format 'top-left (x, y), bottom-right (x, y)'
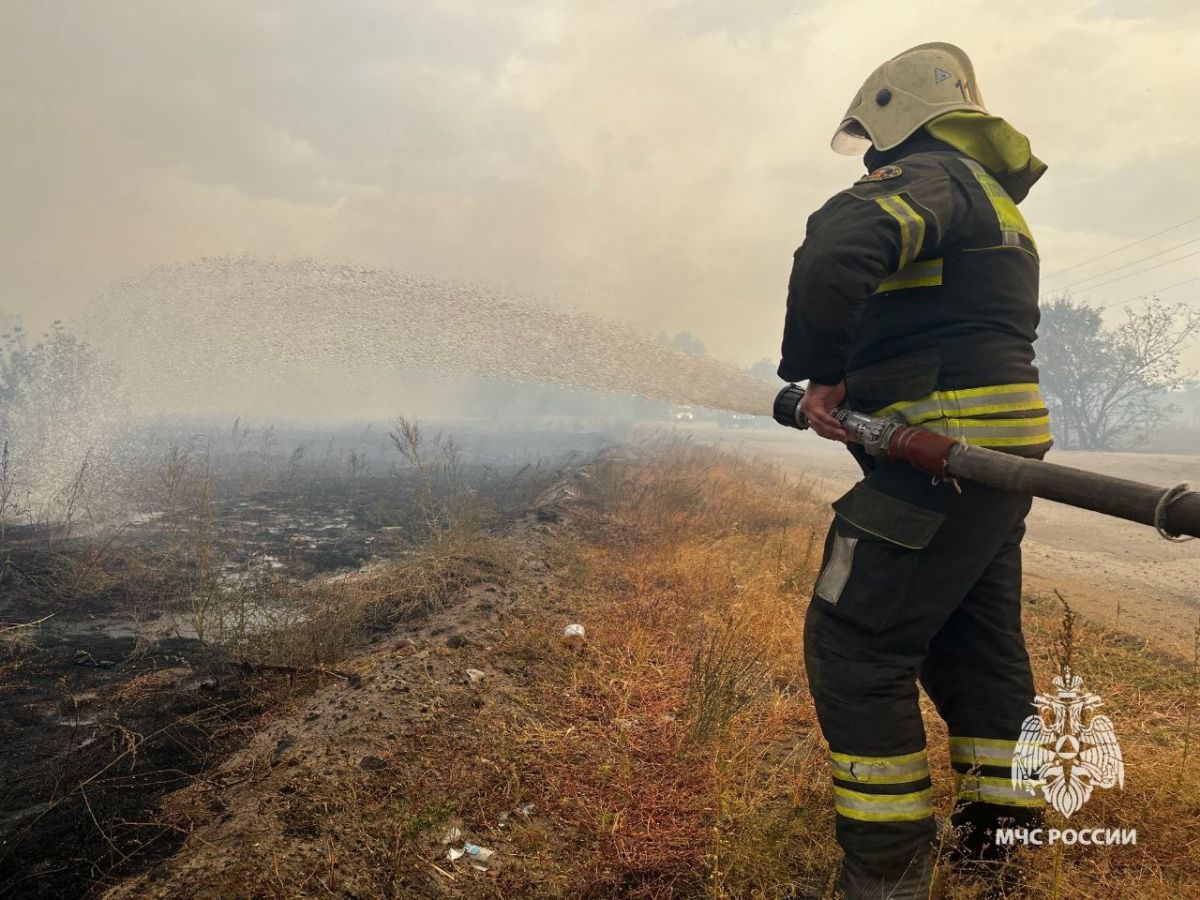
top-left (494, 445), bottom-right (1200, 898)
top-left (114, 443), bottom-right (1200, 899)
top-left (1010, 596), bottom-right (1200, 898)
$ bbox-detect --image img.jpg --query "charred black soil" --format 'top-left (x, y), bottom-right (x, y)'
top-left (0, 428), bottom-right (587, 898)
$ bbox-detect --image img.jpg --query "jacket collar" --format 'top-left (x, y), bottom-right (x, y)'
top-left (863, 114), bottom-right (1047, 204)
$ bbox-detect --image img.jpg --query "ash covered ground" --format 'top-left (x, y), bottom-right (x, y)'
top-left (0, 421), bottom-right (608, 897)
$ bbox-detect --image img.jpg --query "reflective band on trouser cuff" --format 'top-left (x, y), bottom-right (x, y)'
top-left (917, 415), bottom-right (1051, 448)
top-left (955, 773), bottom-right (1044, 808)
top-left (873, 383), bottom-right (1046, 425)
top-left (874, 194), bottom-right (926, 268)
top-left (831, 749), bottom-right (930, 785)
top-left (834, 785), bottom-right (934, 822)
top-left (874, 258), bottom-right (944, 293)
top-left (949, 736), bottom-right (1017, 769)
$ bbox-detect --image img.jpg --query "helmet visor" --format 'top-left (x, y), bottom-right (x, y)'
top-left (832, 118), bottom-right (871, 155)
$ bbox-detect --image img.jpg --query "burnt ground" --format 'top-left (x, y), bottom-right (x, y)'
top-left (0, 635), bottom-right (271, 898)
top-left (0, 482), bottom-right (381, 898)
top-left (0, 450), bottom-right (583, 899)
top-left (101, 472), bottom-right (586, 900)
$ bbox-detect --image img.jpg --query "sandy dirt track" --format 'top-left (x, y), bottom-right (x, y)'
top-left (690, 425), bottom-right (1200, 657)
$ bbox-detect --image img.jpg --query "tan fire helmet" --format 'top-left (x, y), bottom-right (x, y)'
top-left (832, 43), bottom-right (987, 155)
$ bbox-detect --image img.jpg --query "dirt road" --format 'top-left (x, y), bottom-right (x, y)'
top-left (690, 424), bottom-right (1200, 656)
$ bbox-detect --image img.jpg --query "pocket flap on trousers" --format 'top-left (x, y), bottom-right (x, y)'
top-left (831, 482), bottom-right (945, 550)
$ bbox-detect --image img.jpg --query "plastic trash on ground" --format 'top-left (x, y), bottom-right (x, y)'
top-left (562, 623), bottom-right (586, 650)
top-left (446, 840), bottom-right (498, 871)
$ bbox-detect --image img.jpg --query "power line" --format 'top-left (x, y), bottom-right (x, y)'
top-left (1042, 213), bottom-right (1200, 281)
top-left (1058, 246), bottom-right (1200, 295)
top-left (1098, 274), bottom-right (1200, 310)
top-left (1058, 234), bottom-right (1200, 291)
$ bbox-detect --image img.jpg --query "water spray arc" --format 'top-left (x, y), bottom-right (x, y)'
top-left (83, 258), bottom-right (778, 420)
top-left (773, 384), bottom-right (1200, 540)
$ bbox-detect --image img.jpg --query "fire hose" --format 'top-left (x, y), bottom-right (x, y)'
top-left (772, 383), bottom-right (1200, 541)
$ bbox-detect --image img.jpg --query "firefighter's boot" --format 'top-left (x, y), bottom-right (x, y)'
top-left (837, 850), bottom-right (942, 900)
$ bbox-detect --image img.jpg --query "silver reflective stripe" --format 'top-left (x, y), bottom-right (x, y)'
top-left (831, 749), bottom-right (929, 785)
top-left (918, 416), bottom-right (1052, 448)
top-left (949, 736), bottom-right (1017, 768)
top-left (834, 786), bottom-right (934, 822)
top-left (815, 535), bottom-right (856, 604)
top-left (955, 774), bottom-right (1044, 808)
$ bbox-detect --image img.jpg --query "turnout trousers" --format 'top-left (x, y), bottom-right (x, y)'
top-left (804, 453), bottom-right (1043, 878)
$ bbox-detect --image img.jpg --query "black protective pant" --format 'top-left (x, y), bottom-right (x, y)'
top-left (804, 454), bottom-right (1043, 878)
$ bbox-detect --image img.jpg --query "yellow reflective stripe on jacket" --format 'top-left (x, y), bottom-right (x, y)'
top-left (954, 773), bottom-right (1044, 808)
top-left (874, 258), bottom-right (943, 293)
top-left (950, 736), bottom-right (1019, 768)
top-left (871, 383), bottom-right (1051, 448)
top-left (873, 383), bottom-right (1045, 424)
top-left (960, 158), bottom-right (1038, 255)
top-left (830, 749), bottom-right (929, 785)
top-left (834, 786), bottom-right (934, 822)
top-left (874, 194), bottom-right (926, 268)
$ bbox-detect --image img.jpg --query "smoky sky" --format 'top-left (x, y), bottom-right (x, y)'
top-left (3, 0), bottom-right (1200, 369)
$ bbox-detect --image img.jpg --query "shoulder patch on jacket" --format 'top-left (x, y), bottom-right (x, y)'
top-left (857, 165), bottom-right (903, 183)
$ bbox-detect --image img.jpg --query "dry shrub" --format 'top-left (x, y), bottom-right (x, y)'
top-left (685, 615), bottom-right (767, 745)
top-left (0, 616), bottom-right (41, 656)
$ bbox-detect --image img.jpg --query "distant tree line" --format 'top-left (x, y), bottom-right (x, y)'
top-left (1037, 296), bottom-right (1200, 450)
top-left (1, 323), bottom-right (115, 436)
top-left (0, 322), bottom-right (121, 508)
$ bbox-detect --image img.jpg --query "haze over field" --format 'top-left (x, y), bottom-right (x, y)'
top-left (3, 8), bottom-right (1200, 898)
top-left (4, 0), bottom-right (1200, 378)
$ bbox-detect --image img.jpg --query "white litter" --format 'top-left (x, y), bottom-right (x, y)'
top-left (464, 843), bottom-right (495, 863)
top-left (562, 623), bottom-right (586, 650)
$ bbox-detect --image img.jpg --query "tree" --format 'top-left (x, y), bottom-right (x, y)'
top-left (1, 323), bottom-right (115, 432)
top-left (749, 359), bottom-right (781, 382)
top-left (667, 331), bottom-right (707, 357)
top-left (1037, 295), bottom-right (1200, 450)
top-left (0, 323), bottom-right (123, 516)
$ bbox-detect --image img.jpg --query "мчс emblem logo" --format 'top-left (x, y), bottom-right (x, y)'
top-left (1012, 667), bottom-right (1124, 818)
top-left (857, 164), bottom-right (903, 183)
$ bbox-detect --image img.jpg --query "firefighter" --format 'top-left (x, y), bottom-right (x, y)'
top-left (778, 43), bottom-right (1049, 898)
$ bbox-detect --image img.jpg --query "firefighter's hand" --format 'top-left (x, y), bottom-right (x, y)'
top-left (802, 381), bottom-right (848, 442)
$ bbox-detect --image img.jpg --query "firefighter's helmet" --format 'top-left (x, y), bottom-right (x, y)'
top-left (833, 43), bottom-right (986, 155)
